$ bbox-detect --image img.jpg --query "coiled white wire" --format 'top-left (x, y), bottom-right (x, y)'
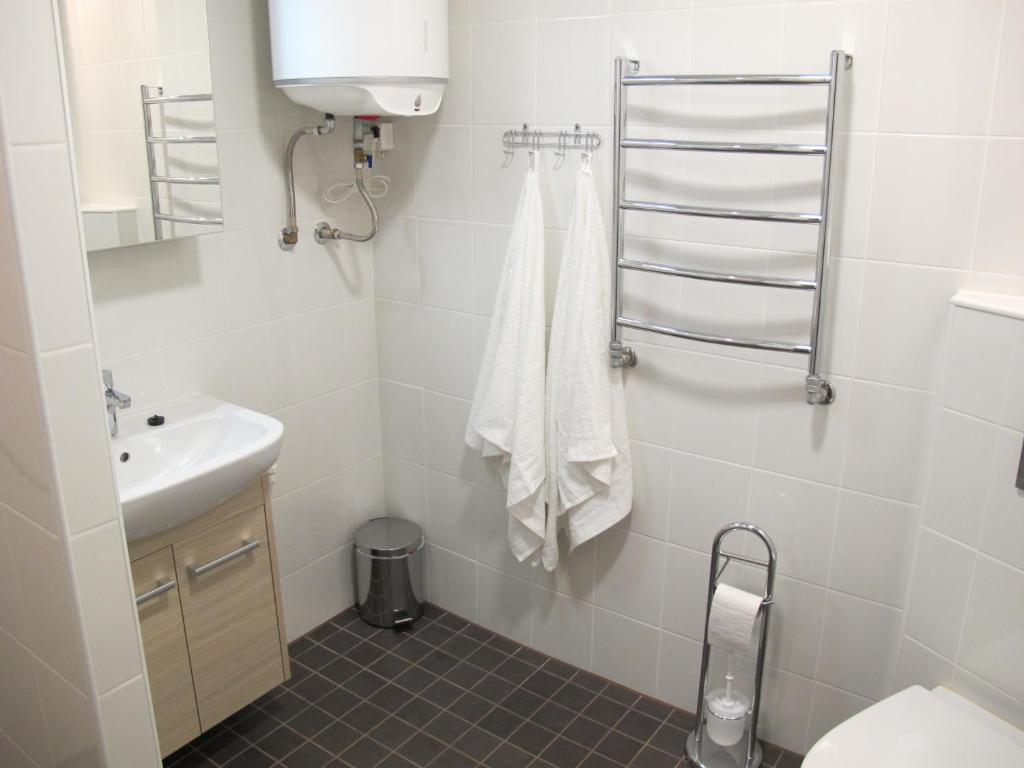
top-left (322, 174), bottom-right (391, 204)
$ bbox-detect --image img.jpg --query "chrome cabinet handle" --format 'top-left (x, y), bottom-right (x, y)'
top-left (188, 539), bottom-right (261, 578)
top-left (135, 579), bottom-right (176, 606)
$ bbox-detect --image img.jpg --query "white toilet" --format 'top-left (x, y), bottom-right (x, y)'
top-left (803, 685), bottom-right (1024, 767)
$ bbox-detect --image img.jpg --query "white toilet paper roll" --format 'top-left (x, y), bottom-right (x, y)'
top-left (707, 584), bottom-right (764, 655)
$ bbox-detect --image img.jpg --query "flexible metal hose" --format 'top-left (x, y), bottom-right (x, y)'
top-left (315, 170), bottom-right (380, 243)
top-left (279, 115), bottom-right (335, 250)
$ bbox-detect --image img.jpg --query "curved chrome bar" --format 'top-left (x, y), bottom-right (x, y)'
top-left (313, 169), bottom-right (381, 244)
top-left (279, 114), bottom-right (335, 251)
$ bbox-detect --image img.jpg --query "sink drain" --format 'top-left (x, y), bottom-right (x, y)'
top-left (119, 452), bottom-right (130, 463)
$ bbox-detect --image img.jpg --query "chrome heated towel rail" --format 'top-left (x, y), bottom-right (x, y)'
top-left (140, 86), bottom-right (223, 240)
top-left (609, 51), bottom-right (852, 405)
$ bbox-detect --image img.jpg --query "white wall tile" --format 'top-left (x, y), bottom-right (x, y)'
top-left (271, 489), bottom-right (310, 576)
top-left (288, 307), bottom-right (348, 402)
top-left (668, 452), bottom-right (750, 552)
top-left (0, 629), bottom-right (50, 766)
top-left (816, 591), bottom-right (902, 700)
top-left (0, 2), bottom-right (68, 145)
top-left (763, 576), bottom-right (826, 679)
top-left (531, 532), bottom-right (596, 604)
top-left (536, 17), bottom-right (609, 126)
top-left (904, 528), bottom-right (975, 658)
top-left (959, 555), bottom-right (1024, 702)
top-left (40, 346), bottom-right (120, 535)
top-left (977, 428), bottom-right (1024, 571)
top-left (379, 380), bottom-right (425, 464)
top-left (471, 22), bottom-right (536, 125)
top-left (991, 0), bottom-right (1024, 136)
top-left (70, 522), bottom-right (143, 694)
top-left (592, 608), bottom-right (660, 697)
top-left (867, 136), bottom-right (986, 270)
top-left (878, 0), bottom-right (1005, 134)
top-left (311, 545), bottom-right (355, 620)
top-left (673, 352), bottom-right (760, 465)
top-left (384, 457), bottom-right (427, 528)
top-left (594, 528), bottom-right (665, 626)
top-left (756, 666), bottom-right (814, 755)
top-left (9, 145), bottom-right (93, 351)
top-left (1002, 323), bottom-right (1024, 432)
top-left (754, 367), bottom-right (850, 486)
top-left (943, 307), bottom-right (1016, 421)
top-left (661, 545), bottom-right (709, 642)
top-left (476, 565), bottom-right (532, 645)
top-left (893, 636), bottom-right (955, 693)
top-left (780, 2), bottom-right (887, 133)
top-left (805, 683), bottom-right (872, 753)
top-left (7, 512), bottom-right (89, 691)
top-left (842, 381), bottom-right (935, 504)
top-left (376, 300), bottom-right (425, 387)
top-left (305, 470), bottom-right (357, 562)
top-left (426, 544), bottom-right (478, 620)
top-left (374, 217), bottom-right (420, 303)
top-left (854, 262), bottom-right (965, 390)
top-left (280, 567), bottom-right (318, 641)
top-left (426, 470), bottom-right (477, 558)
top-left (99, 676), bottom-right (161, 768)
top-left (974, 139), bottom-right (1024, 277)
top-left (531, 586), bottom-right (594, 669)
top-left (656, 630), bottom-right (703, 712)
top-left (35, 660), bottom-right (103, 766)
top-left (476, 486), bottom-right (534, 580)
top-left (952, 668), bottom-right (1024, 731)
top-left (418, 220), bottom-right (475, 313)
top-left (829, 491), bottom-right (917, 607)
top-left (746, 471), bottom-right (838, 586)
top-left (622, 441), bottom-right (670, 540)
top-left (422, 310), bottom-right (477, 399)
top-left (924, 409), bottom-right (997, 546)
top-left (416, 126), bottom-right (474, 221)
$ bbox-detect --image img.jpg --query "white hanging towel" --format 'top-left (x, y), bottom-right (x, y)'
top-left (465, 158), bottom-right (547, 563)
top-left (543, 160), bottom-right (633, 570)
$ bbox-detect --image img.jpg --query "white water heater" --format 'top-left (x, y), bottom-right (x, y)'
top-left (268, 0), bottom-right (448, 117)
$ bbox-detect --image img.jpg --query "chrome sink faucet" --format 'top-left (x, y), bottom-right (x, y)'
top-left (103, 369), bottom-right (132, 437)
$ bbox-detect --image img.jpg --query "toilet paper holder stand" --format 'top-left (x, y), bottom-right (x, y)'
top-left (686, 522), bottom-right (778, 768)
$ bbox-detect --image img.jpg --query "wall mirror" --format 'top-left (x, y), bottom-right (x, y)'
top-left (58, 1), bottom-right (224, 253)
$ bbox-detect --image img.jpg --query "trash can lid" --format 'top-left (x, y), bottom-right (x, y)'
top-left (355, 517), bottom-right (424, 558)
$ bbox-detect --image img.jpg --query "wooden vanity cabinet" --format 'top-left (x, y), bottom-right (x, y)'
top-left (128, 477), bottom-right (290, 757)
top-left (131, 547), bottom-right (201, 756)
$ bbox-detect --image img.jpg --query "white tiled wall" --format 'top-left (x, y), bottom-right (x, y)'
top-left (0, 2), bottom-right (156, 762)
top-left (374, 0), bottom-right (1024, 754)
top-left (79, 2), bottom-right (385, 642)
top-left (899, 301), bottom-right (1024, 730)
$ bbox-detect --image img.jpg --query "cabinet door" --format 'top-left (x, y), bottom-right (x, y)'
top-left (131, 547), bottom-right (201, 757)
top-left (174, 506), bottom-right (285, 728)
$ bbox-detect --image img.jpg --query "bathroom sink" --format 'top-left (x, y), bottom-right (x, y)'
top-left (112, 395), bottom-right (284, 542)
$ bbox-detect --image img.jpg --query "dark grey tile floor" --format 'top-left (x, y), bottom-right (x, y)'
top-left (164, 604), bottom-right (802, 768)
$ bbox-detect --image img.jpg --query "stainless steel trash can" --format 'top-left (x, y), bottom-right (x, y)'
top-left (354, 518), bottom-right (425, 628)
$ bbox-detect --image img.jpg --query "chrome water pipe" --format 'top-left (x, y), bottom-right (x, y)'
top-left (279, 114), bottom-right (335, 251)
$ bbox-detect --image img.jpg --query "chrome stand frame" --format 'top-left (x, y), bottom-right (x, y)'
top-left (608, 53), bottom-right (852, 405)
top-left (687, 523), bottom-right (777, 768)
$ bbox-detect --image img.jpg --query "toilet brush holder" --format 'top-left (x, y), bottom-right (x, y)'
top-left (686, 522), bottom-right (777, 768)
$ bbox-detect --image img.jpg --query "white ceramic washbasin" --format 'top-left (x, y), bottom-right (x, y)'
top-left (112, 395), bottom-right (284, 542)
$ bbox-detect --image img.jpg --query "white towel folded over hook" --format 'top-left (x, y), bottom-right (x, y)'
top-left (542, 162), bottom-right (633, 570)
top-left (465, 160), bottom-right (548, 562)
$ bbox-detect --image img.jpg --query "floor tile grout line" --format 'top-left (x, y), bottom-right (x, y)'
top-left (179, 604), bottom-right (798, 768)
